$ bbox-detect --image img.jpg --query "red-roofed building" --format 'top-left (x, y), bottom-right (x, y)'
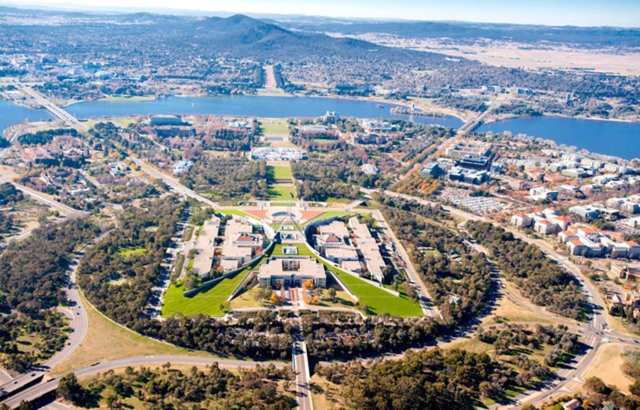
top-left (511, 213), bottom-right (532, 227)
top-left (534, 219), bottom-right (559, 235)
top-left (568, 239), bottom-right (589, 256)
top-left (550, 215), bottom-right (573, 231)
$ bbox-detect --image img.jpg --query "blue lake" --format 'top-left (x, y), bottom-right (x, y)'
top-left (477, 116), bottom-right (640, 160)
top-left (64, 96), bottom-right (464, 129)
top-left (3, 95), bottom-right (640, 160)
top-left (0, 100), bottom-right (51, 134)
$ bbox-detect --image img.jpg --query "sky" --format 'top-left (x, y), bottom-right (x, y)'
top-left (6, 0), bottom-right (640, 27)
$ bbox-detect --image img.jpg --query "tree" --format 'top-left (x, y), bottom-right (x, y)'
top-left (58, 373), bottom-right (86, 404)
top-left (183, 271), bottom-right (199, 291)
top-left (630, 380), bottom-right (640, 397)
top-left (327, 288), bottom-right (337, 302)
top-left (401, 282), bottom-right (418, 302)
top-left (255, 285), bottom-right (273, 301)
top-left (584, 376), bottom-right (611, 395)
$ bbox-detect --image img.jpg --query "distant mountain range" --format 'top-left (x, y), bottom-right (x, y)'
top-left (0, 7), bottom-right (447, 62)
top-left (188, 14), bottom-right (429, 61)
top-left (275, 18), bottom-right (640, 49)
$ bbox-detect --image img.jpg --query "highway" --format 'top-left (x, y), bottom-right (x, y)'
top-left (129, 156), bottom-right (219, 209)
top-left (0, 172), bottom-right (87, 219)
top-left (291, 316), bottom-right (313, 410)
top-left (18, 86), bottom-right (88, 132)
top-left (2, 355), bottom-right (286, 409)
top-left (13, 183), bottom-right (87, 218)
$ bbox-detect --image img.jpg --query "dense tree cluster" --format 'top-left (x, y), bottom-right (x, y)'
top-left (0, 219), bottom-right (98, 313)
top-left (0, 219), bottom-right (98, 370)
top-left (58, 363), bottom-right (294, 409)
top-left (0, 182), bottom-right (23, 204)
top-left (0, 311), bottom-right (69, 372)
top-left (0, 183), bottom-right (23, 237)
top-left (78, 196), bottom-right (186, 325)
top-left (379, 198), bottom-right (493, 325)
top-left (393, 174), bottom-right (443, 198)
top-left (317, 347), bottom-right (521, 409)
top-left (477, 324), bottom-right (579, 367)
top-left (303, 312), bottom-right (440, 360)
top-left (180, 156), bottom-right (270, 201)
top-left (292, 155), bottom-right (366, 201)
top-left (138, 313), bottom-right (292, 360)
top-left (467, 221), bottom-right (588, 320)
top-left (17, 128), bottom-right (80, 145)
top-left (0, 212), bottom-right (15, 238)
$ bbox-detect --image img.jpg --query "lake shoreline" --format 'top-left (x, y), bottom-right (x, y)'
top-left (484, 113), bottom-right (640, 125)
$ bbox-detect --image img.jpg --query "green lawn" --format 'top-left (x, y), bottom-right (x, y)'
top-left (162, 268), bottom-right (252, 317)
top-left (326, 197), bottom-right (354, 204)
top-left (268, 185), bottom-right (297, 200)
top-left (217, 209), bottom-right (255, 219)
top-left (313, 138), bottom-right (339, 144)
top-left (328, 264), bottom-right (423, 317)
top-left (115, 247), bottom-right (147, 259)
top-left (267, 165), bottom-right (292, 181)
top-left (304, 211), bottom-right (355, 225)
top-left (296, 243), bottom-right (422, 317)
top-left (259, 119), bottom-right (290, 136)
top-left (271, 243), bottom-right (314, 257)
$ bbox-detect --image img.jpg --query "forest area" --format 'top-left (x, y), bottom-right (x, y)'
top-left (0, 218), bottom-right (99, 371)
top-left (467, 221), bottom-right (588, 320)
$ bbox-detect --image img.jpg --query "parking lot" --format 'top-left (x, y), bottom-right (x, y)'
top-left (439, 187), bottom-right (509, 214)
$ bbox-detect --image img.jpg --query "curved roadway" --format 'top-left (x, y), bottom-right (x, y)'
top-left (3, 355), bottom-right (285, 409)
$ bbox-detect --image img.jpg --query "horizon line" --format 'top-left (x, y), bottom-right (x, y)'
top-left (1, 1), bottom-right (639, 29)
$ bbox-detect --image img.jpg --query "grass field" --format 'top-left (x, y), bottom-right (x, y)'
top-left (85, 116), bottom-right (137, 129)
top-left (326, 197), bottom-right (353, 204)
top-left (268, 165), bottom-right (293, 181)
top-left (583, 343), bottom-right (635, 393)
top-left (51, 293), bottom-right (207, 376)
top-left (256, 88), bottom-right (289, 97)
top-left (217, 209), bottom-right (255, 219)
top-left (260, 119), bottom-right (290, 136)
top-left (272, 243), bottom-right (314, 257)
top-left (115, 247), bottom-right (147, 259)
top-left (290, 242), bottom-right (422, 317)
top-left (482, 293), bottom-right (554, 326)
top-left (268, 185), bottom-right (297, 200)
top-left (329, 266), bottom-right (422, 317)
top-left (305, 211), bottom-right (355, 225)
top-left (162, 268), bottom-right (253, 317)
